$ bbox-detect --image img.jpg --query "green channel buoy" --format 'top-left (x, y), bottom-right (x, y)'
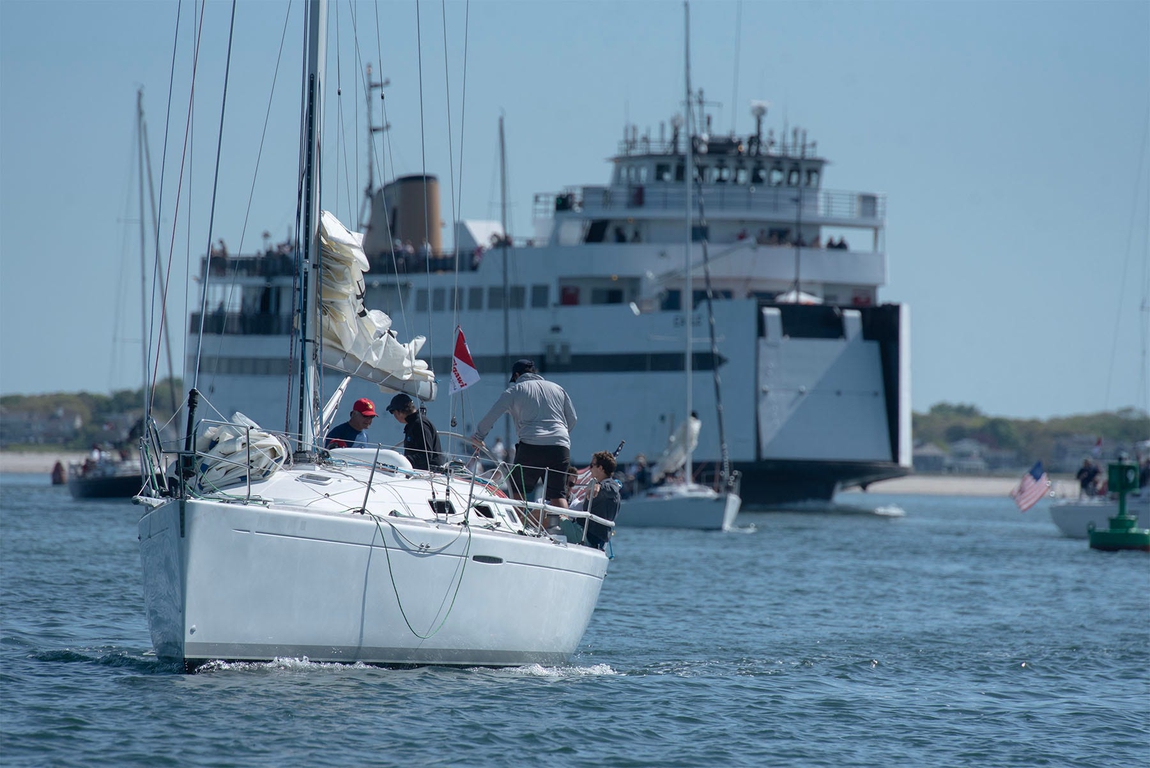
top-left (1088, 461), bottom-right (1150, 553)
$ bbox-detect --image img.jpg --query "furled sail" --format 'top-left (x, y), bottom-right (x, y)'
top-left (651, 414), bottom-right (701, 483)
top-left (318, 211), bottom-right (437, 401)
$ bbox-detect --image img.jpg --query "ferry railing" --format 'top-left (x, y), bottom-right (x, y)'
top-left (537, 186), bottom-right (885, 223)
top-left (200, 247), bottom-right (481, 280)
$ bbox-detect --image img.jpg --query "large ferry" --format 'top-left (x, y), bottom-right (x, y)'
top-left (191, 98), bottom-right (910, 506)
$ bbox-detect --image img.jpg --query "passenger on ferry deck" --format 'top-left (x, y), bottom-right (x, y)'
top-left (614, 226), bottom-right (627, 243)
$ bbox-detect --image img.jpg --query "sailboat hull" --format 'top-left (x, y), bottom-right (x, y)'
top-left (617, 485), bottom-right (741, 531)
top-left (139, 497), bottom-right (607, 667)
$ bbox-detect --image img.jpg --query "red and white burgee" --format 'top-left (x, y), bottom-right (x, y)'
top-left (450, 326), bottom-right (480, 394)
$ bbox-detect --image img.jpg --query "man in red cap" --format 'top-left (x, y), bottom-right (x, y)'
top-left (325, 397), bottom-right (377, 449)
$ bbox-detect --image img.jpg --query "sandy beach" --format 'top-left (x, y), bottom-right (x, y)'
top-left (0, 451), bottom-right (89, 474)
top-left (0, 451), bottom-right (1077, 498)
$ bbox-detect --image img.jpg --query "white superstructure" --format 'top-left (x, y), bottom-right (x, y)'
top-left (191, 95), bottom-right (911, 506)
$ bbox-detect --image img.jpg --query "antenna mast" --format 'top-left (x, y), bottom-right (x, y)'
top-left (360, 63), bottom-right (389, 229)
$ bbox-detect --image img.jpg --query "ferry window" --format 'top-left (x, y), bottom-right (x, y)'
top-left (488, 286), bottom-right (504, 310)
top-left (509, 286), bottom-right (526, 309)
top-left (639, 166), bottom-right (649, 183)
top-left (591, 288), bottom-right (624, 305)
top-left (769, 166), bottom-right (784, 186)
top-left (656, 163), bottom-right (671, 182)
top-left (560, 286), bottom-right (580, 305)
top-left (715, 164), bottom-right (728, 184)
top-left (805, 169), bottom-right (819, 187)
top-left (468, 286), bottom-right (483, 310)
top-left (675, 164), bottom-right (685, 182)
top-left (752, 165), bottom-right (766, 184)
top-left (662, 289), bottom-right (682, 312)
top-left (432, 288), bottom-right (446, 312)
top-left (416, 289), bottom-right (429, 312)
top-left (787, 167), bottom-right (800, 186)
top-left (691, 224), bottom-right (709, 242)
top-left (735, 166), bottom-right (748, 185)
top-left (531, 285), bottom-right (549, 308)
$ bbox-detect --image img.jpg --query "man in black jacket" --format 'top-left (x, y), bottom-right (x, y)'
top-left (386, 393), bottom-right (443, 472)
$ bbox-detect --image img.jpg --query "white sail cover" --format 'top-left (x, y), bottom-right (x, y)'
top-left (319, 211), bottom-right (437, 400)
top-left (652, 414), bottom-right (702, 483)
top-left (193, 412), bottom-right (289, 491)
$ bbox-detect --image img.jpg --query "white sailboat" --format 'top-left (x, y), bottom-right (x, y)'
top-left (615, 5), bottom-right (742, 533)
top-left (136, 0), bottom-right (612, 671)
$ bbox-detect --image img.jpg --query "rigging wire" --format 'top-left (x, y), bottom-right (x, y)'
top-left (191, 0), bottom-right (240, 391)
top-left (205, 0), bottom-right (296, 400)
top-left (1103, 103), bottom-right (1150, 411)
top-left (730, 0), bottom-right (741, 135)
top-left (153, 0), bottom-right (207, 418)
top-left (145, 0), bottom-right (184, 429)
top-left (442, 0), bottom-right (472, 430)
top-left (414, 0), bottom-right (438, 369)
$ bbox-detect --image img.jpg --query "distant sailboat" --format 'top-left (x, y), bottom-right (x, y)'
top-left (69, 89), bottom-right (170, 500)
top-left (615, 4), bottom-right (741, 532)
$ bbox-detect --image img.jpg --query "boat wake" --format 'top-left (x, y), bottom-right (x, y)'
top-left (496, 662), bottom-right (618, 678)
top-left (742, 499), bottom-right (907, 517)
top-left (185, 657), bottom-right (619, 678)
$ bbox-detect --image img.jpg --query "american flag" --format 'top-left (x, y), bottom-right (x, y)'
top-left (1010, 461), bottom-right (1049, 512)
top-left (568, 466), bottom-right (593, 505)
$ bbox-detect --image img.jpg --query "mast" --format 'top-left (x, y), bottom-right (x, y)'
top-left (138, 91), bottom-right (179, 427)
top-left (683, 1), bottom-right (694, 486)
top-left (499, 115), bottom-right (511, 450)
top-left (296, 0), bottom-right (327, 453)
top-left (136, 89), bottom-right (150, 422)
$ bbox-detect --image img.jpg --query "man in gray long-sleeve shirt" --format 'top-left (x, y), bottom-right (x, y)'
top-left (471, 359), bottom-right (577, 509)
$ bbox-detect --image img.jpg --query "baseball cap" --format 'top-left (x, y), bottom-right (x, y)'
top-left (385, 393), bottom-right (414, 413)
top-left (352, 397), bottom-right (378, 417)
top-left (510, 359), bottom-right (536, 382)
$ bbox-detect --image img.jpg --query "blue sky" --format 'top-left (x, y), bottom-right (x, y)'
top-left (1, 0), bottom-right (1147, 420)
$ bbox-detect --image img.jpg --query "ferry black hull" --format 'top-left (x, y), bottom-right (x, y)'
top-left (735, 459), bottom-right (909, 507)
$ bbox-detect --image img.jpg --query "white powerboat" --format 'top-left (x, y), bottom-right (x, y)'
top-left (1049, 494), bottom-right (1150, 539)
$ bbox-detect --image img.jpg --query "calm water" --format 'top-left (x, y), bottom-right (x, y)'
top-left (2, 473), bottom-right (1147, 767)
